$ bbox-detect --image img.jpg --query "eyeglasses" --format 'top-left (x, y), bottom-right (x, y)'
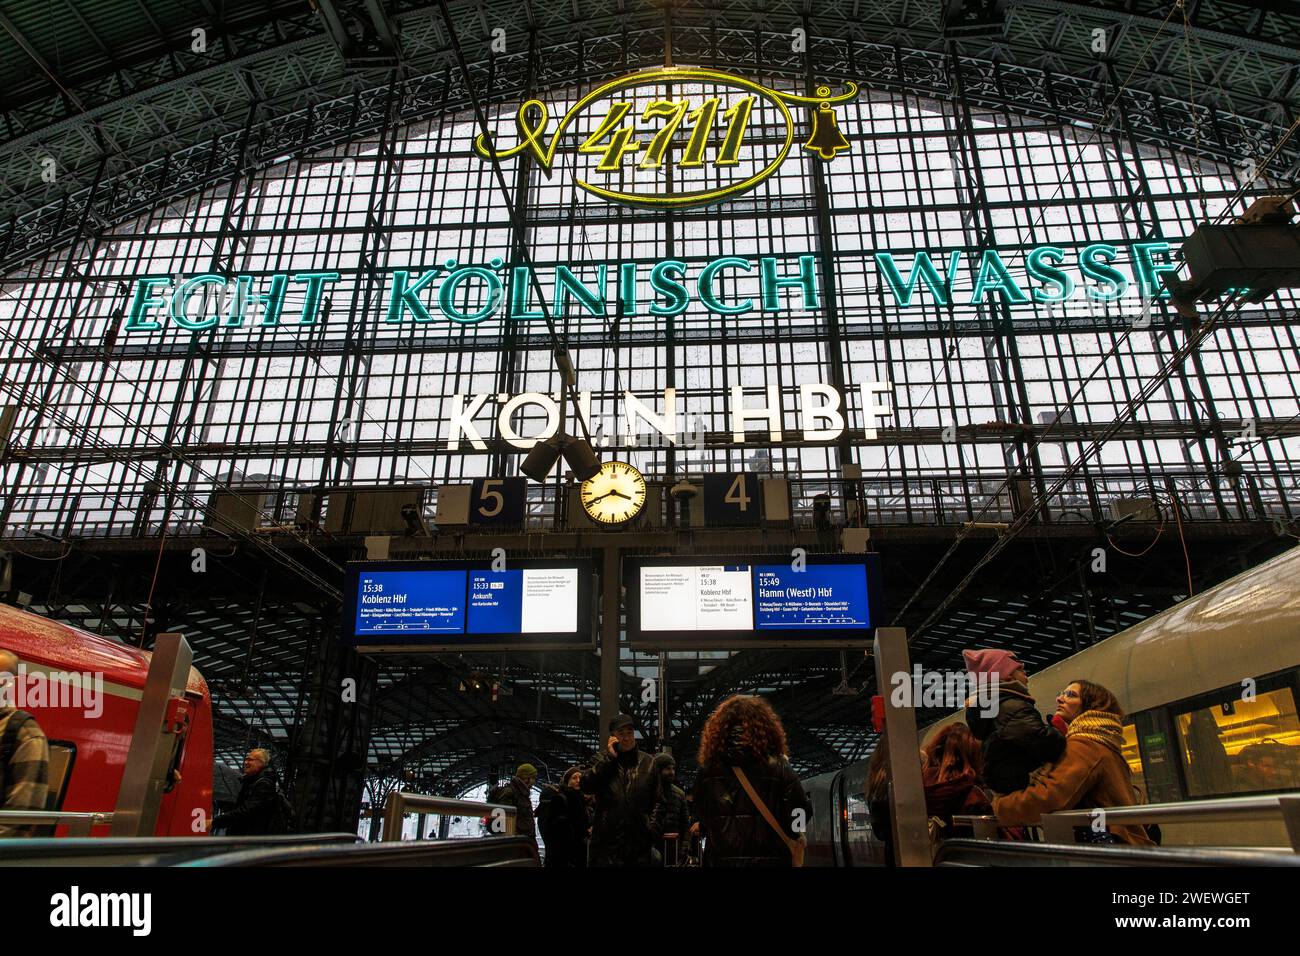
top-left (1059, 689), bottom-right (1080, 699)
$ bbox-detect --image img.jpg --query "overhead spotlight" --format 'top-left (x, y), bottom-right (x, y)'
top-left (520, 435), bottom-right (564, 482)
top-left (560, 436), bottom-right (601, 481)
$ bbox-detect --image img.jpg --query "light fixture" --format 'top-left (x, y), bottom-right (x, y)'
top-left (560, 436), bottom-right (601, 481)
top-left (520, 434), bottom-right (601, 482)
top-left (520, 435), bottom-right (564, 482)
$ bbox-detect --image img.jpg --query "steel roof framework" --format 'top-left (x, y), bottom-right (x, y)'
top-left (1, 0), bottom-right (1298, 809)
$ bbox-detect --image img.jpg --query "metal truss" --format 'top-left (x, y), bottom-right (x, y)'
top-left (3, 0), bottom-right (1297, 276)
top-left (11, 522), bottom-right (1295, 789)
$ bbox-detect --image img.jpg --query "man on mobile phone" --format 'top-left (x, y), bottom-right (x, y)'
top-left (580, 714), bottom-right (661, 866)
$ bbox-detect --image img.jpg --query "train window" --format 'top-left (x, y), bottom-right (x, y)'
top-left (1132, 710), bottom-right (1183, 803)
top-left (845, 790), bottom-right (872, 833)
top-left (1173, 685), bottom-right (1300, 797)
top-left (1121, 722), bottom-right (1145, 796)
top-left (46, 741), bottom-right (75, 811)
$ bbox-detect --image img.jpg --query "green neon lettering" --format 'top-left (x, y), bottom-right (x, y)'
top-left (1131, 242), bottom-right (1176, 299)
top-left (438, 265), bottom-right (504, 324)
top-left (1080, 243), bottom-right (1128, 301)
top-left (698, 256), bottom-right (754, 315)
top-left (1026, 246), bottom-right (1074, 303)
top-left (170, 274), bottom-right (226, 330)
top-left (125, 277), bottom-right (170, 331)
top-left (648, 260), bottom-right (691, 316)
top-left (970, 250), bottom-right (1030, 304)
top-left (293, 271), bottom-right (341, 324)
top-left (619, 262), bottom-right (638, 316)
top-left (509, 267), bottom-right (544, 321)
top-left (386, 270), bottom-right (440, 323)
top-left (554, 265), bottom-right (607, 316)
top-left (230, 274), bottom-right (289, 327)
top-left (874, 251), bottom-right (961, 307)
top-left (760, 255), bottom-right (819, 311)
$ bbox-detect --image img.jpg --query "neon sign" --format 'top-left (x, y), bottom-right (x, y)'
top-left (121, 242), bottom-right (1181, 333)
top-left (444, 382), bottom-right (897, 452)
top-left (473, 67), bottom-right (858, 209)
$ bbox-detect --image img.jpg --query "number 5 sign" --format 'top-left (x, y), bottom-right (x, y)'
top-left (470, 477), bottom-right (527, 527)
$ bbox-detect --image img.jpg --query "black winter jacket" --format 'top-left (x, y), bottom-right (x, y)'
top-left (966, 683), bottom-right (1065, 794)
top-left (490, 777), bottom-right (537, 842)
top-left (537, 784), bottom-right (589, 867)
top-left (215, 769), bottom-right (280, 836)
top-left (693, 743), bottom-right (811, 867)
top-left (580, 747), bottom-right (661, 866)
top-left (653, 783), bottom-right (692, 864)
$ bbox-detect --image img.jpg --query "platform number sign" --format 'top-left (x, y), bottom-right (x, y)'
top-left (470, 477), bottom-right (526, 527)
top-left (702, 473), bottom-right (763, 527)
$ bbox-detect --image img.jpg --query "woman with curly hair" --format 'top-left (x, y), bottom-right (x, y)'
top-left (691, 695), bottom-right (812, 866)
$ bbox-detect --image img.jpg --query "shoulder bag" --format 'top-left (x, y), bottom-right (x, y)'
top-left (731, 766), bottom-right (806, 867)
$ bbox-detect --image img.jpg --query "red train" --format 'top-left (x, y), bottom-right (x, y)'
top-left (0, 603), bottom-right (213, 836)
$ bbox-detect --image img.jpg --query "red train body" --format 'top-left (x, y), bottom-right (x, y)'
top-left (0, 604), bottom-right (213, 836)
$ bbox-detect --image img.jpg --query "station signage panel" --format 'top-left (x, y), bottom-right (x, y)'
top-left (625, 553), bottom-right (882, 649)
top-left (343, 558), bottom-right (594, 652)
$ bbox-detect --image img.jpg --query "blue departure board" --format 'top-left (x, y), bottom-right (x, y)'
top-left (751, 563), bottom-right (871, 629)
top-left (345, 560), bottom-right (591, 650)
top-left (354, 569), bottom-right (467, 635)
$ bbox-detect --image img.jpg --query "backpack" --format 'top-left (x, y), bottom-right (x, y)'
top-left (269, 788), bottom-right (297, 834)
top-left (482, 783), bottom-right (512, 833)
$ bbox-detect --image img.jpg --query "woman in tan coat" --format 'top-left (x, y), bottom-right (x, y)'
top-left (992, 679), bottom-right (1154, 846)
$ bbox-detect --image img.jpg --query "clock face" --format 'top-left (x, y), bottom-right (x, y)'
top-left (580, 461), bottom-right (648, 525)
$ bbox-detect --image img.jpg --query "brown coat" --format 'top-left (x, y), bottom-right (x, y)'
top-left (992, 735), bottom-right (1154, 846)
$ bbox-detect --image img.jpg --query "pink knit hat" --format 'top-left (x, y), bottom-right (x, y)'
top-left (962, 648), bottom-right (1023, 681)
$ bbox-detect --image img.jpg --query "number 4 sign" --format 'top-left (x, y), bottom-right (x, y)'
top-left (702, 472), bottom-right (764, 527)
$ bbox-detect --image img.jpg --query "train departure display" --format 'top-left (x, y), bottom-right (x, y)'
top-left (751, 563), bottom-right (871, 629)
top-left (628, 554), bottom-right (882, 648)
top-left (344, 560), bottom-right (592, 651)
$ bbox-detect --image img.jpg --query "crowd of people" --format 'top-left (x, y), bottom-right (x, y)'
top-left (498, 699), bottom-right (811, 867)
top-left (869, 648), bottom-right (1157, 857)
top-left (0, 642), bottom-right (1170, 860)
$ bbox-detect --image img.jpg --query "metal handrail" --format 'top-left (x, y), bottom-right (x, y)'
top-left (380, 791), bottom-right (516, 842)
top-left (934, 838), bottom-right (1300, 868)
top-left (0, 833), bottom-right (361, 867)
top-left (185, 835), bottom-right (538, 868)
top-left (0, 810), bottom-right (113, 837)
top-left (953, 793), bottom-right (1300, 851)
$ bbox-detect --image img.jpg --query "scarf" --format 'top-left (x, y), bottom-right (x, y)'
top-left (1066, 709), bottom-right (1125, 754)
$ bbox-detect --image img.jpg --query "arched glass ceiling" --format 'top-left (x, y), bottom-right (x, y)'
top-left (1, 76), bottom-right (1296, 540)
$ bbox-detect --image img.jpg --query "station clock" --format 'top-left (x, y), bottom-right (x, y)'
top-left (580, 461), bottom-right (647, 525)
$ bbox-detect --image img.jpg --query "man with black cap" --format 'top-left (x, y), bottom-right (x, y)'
top-left (652, 752), bottom-right (692, 865)
top-left (580, 714), bottom-right (662, 866)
